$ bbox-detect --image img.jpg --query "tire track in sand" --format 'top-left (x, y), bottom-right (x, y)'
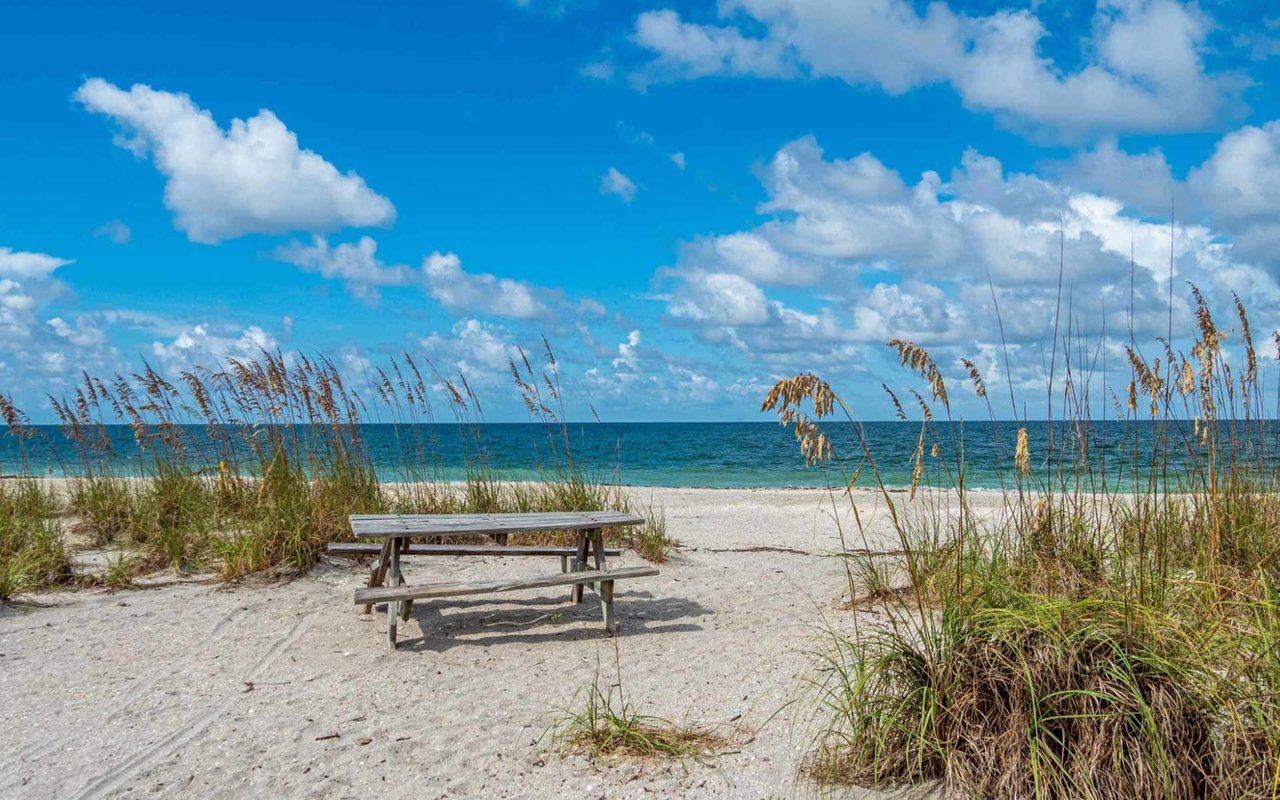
top-left (102, 607), bottom-right (252, 718)
top-left (10, 605), bottom-right (253, 770)
top-left (73, 611), bottom-right (315, 799)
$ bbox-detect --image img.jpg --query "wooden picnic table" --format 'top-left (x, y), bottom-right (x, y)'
top-left (345, 511), bottom-right (659, 650)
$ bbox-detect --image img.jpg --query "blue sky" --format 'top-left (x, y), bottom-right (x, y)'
top-left (3, 0), bottom-right (1280, 422)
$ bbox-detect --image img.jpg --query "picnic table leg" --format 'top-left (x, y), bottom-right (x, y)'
top-left (363, 539), bottom-right (393, 615)
top-left (400, 574), bottom-right (413, 622)
top-left (571, 532), bottom-right (590, 604)
top-left (590, 527), bottom-right (606, 596)
top-left (399, 538), bottom-right (414, 622)
top-left (387, 536), bottom-right (402, 650)
top-left (601, 579), bottom-right (616, 634)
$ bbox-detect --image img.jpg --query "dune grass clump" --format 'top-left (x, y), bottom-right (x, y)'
top-left (771, 286), bottom-right (1280, 798)
top-left (37, 355), bottom-right (392, 581)
top-left (0, 478), bottom-right (72, 600)
top-left (0, 343), bottom-right (672, 592)
top-left (68, 475), bottom-right (141, 546)
top-left (0, 399), bottom-right (73, 599)
top-left (809, 594), bottom-right (1280, 798)
top-left (625, 500), bottom-right (675, 563)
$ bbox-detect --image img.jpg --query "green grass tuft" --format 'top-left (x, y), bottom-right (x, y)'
top-left (0, 479), bottom-right (72, 600)
top-left (551, 649), bottom-right (725, 762)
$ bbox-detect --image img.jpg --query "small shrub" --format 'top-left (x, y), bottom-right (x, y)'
top-left (552, 651), bottom-right (724, 761)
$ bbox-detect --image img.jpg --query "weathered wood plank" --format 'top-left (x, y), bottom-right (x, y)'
top-left (590, 527), bottom-right (606, 596)
top-left (601, 580), bottom-right (616, 634)
top-left (571, 533), bottom-right (591, 604)
top-left (353, 566), bottom-right (659, 605)
top-left (348, 511), bottom-right (644, 538)
top-left (328, 543), bottom-right (622, 557)
top-left (387, 537), bottom-right (402, 650)
top-left (399, 573), bottom-right (412, 622)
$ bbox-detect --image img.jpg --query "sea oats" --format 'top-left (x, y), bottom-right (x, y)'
top-left (961, 358), bottom-right (987, 399)
top-left (761, 373), bottom-right (836, 419)
top-left (888, 339), bottom-right (948, 411)
top-left (908, 431), bottom-right (924, 499)
top-left (1014, 427), bottom-right (1030, 475)
top-left (882, 385), bottom-right (907, 421)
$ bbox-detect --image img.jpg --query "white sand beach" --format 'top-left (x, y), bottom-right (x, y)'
top-left (0, 487), bottom-right (991, 799)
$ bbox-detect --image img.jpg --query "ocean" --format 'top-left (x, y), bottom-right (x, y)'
top-left (3, 420), bottom-right (1276, 490)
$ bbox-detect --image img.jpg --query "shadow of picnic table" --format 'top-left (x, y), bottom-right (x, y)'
top-left (399, 589), bottom-right (710, 652)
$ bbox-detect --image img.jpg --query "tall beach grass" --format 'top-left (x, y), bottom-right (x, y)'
top-left (0, 344), bottom-right (670, 598)
top-left (769, 286), bottom-right (1280, 798)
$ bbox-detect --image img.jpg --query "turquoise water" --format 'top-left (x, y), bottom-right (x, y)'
top-left (2, 421), bottom-right (1277, 489)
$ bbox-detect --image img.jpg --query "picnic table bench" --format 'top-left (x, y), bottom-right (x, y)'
top-left (336, 511), bottom-right (659, 650)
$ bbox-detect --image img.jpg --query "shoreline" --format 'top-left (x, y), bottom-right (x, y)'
top-left (0, 471), bottom-right (1186, 494)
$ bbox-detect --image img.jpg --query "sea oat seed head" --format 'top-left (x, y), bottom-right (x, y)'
top-left (1015, 427), bottom-right (1030, 475)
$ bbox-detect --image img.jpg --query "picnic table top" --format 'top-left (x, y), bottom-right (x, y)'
top-left (348, 510), bottom-right (645, 538)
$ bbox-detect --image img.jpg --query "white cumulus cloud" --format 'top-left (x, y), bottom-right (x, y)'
top-left (613, 329), bottom-right (642, 371)
top-left (273, 236), bottom-right (413, 302)
top-left (0, 247), bottom-right (73, 280)
top-left (93, 220), bottom-right (132, 245)
top-left (75, 78), bottom-right (396, 243)
top-left (1058, 141), bottom-right (1177, 218)
top-left (600, 166), bottom-right (638, 203)
top-left (666, 271), bottom-right (772, 326)
top-left (655, 131), bottom-right (1280, 388)
top-left (420, 318), bottom-right (524, 388)
top-left (274, 236), bottom-right (595, 319)
top-left (423, 252), bottom-right (548, 320)
top-left (632, 8), bottom-right (795, 85)
top-left (630, 0), bottom-right (1241, 138)
top-left (151, 323), bottom-right (279, 368)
